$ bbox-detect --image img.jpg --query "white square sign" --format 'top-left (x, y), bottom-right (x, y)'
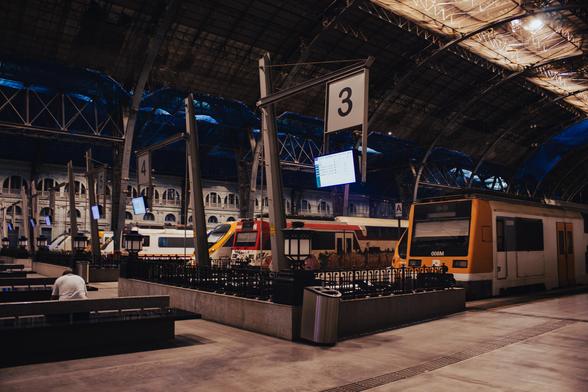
top-left (395, 202), bottom-right (403, 218)
top-left (325, 70), bottom-right (367, 134)
top-left (137, 152), bottom-right (151, 187)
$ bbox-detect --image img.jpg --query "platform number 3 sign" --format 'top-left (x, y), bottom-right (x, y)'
top-left (325, 70), bottom-right (367, 134)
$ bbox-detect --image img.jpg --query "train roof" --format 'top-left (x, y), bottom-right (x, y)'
top-left (416, 192), bottom-right (588, 214)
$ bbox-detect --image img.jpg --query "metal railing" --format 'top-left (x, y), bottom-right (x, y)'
top-left (127, 260), bottom-right (272, 300)
top-left (126, 260), bottom-right (455, 302)
top-left (0, 248), bottom-right (30, 258)
top-left (316, 266), bottom-right (454, 299)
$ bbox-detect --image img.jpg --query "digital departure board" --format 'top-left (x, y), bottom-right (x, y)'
top-left (314, 150), bottom-right (356, 188)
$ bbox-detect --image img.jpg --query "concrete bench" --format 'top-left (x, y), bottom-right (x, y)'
top-left (0, 264), bottom-right (25, 271)
top-left (0, 278), bottom-right (56, 303)
top-left (0, 271), bottom-right (27, 278)
top-left (0, 296), bottom-right (199, 366)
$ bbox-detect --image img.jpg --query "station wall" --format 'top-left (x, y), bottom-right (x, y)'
top-left (0, 159), bottom-right (374, 242)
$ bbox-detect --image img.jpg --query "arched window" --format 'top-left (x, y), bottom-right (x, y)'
top-left (97, 204), bottom-right (105, 219)
top-left (162, 188), bottom-right (180, 204)
top-left (255, 198), bottom-right (260, 207)
top-left (263, 197), bottom-right (269, 207)
top-left (226, 217), bottom-right (236, 222)
top-left (188, 215), bottom-right (193, 223)
top-left (40, 207), bottom-right (52, 217)
top-left (65, 180), bottom-right (87, 196)
top-left (36, 178), bottom-right (56, 194)
top-left (285, 199), bottom-right (291, 213)
top-left (6, 205), bottom-right (22, 215)
top-left (125, 211), bottom-right (133, 220)
top-left (224, 193), bottom-right (239, 207)
top-left (94, 183), bottom-right (112, 197)
top-left (208, 216), bottom-right (218, 224)
top-left (143, 213), bottom-right (155, 221)
top-left (318, 200), bottom-right (330, 215)
top-left (301, 200), bottom-right (311, 213)
top-left (349, 203), bottom-right (356, 215)
top-left (206, 192), bottom-right (220, 207)
top-left (165, 214), bottom-right (176, 223)
top-left (67, 209), bottom-right (82, 218)
top-left (3, 176), bottom-right (28, 194)
top-left (126, 185), bottom-right (138, 198)
top-left (140, 188), bottom-right (160, 201)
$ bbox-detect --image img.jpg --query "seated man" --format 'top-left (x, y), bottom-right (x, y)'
top-left (51, 270), bottom-right (88, 300)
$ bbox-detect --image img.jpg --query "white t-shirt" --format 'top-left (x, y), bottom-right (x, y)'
top-left (52, 274), bottom-right (88, 300)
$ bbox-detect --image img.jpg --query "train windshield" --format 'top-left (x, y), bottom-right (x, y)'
top-left (235, 231), bottom-right (257, 247)
top-left (207, 224), bottom-right (231, 246)
top-left (410, 201), bottom-right (472, 257)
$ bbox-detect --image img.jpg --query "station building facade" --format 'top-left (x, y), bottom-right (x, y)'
top-left (0, 159), bottom-right (379, 243)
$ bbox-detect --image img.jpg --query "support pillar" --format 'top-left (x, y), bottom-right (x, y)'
top-left (86, 150), bottom-right (101, 263)
top-left (185, 94), bottom-right (210, 267)
top-left (67, 161), bottom-right (78, 259)
top-left (258, 53), bottom-right (287, 272)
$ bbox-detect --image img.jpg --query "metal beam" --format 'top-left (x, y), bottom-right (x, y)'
top-left (257, 57), bottom-right (374, 108)
top-left (114, 0), bottom-right (179, 253)
top-left (467, 88), bottom-right (588, 188)
top-left (85, 150), bottom-right (100, 263)
top-left (258, 53), bottom-right (287, 272)
top-left (367, 2), bottom-right (588, 128)
top-left (185, 94), bottom-right (209, 267)
top-left (277, 0), bottom-right (358, 90)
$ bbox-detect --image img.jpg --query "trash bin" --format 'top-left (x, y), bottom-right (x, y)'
top-left (300, 286), bottom-right (342, 345)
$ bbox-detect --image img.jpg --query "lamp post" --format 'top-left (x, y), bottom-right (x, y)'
top-left (36, 235), bottom-right (48, 250)
top-left (18, 236), bottom-right (28, 249)
top-left (272, 222), bottom-right (317, 306)
top-left (71, 233), bottom-right (88, 272)
top-left (73, 233), bottom-right (88, 253)
top-left (122, 230), bottom-right (144, 278)
top-left (283, 226), bottom-right (312, 270)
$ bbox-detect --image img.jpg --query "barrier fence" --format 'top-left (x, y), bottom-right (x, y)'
top-left (125, 259), bottom-right (455, 302)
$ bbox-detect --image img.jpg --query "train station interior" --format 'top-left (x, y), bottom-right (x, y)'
top-left (1, 1), bottom-right (587, 391)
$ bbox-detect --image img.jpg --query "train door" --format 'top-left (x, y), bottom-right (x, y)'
top-left (556, 222), bottom-right (575, 287)
top-left (496, 218), bottom-right (516, 279)
top-left (336, 233), bottom-right (344, 255)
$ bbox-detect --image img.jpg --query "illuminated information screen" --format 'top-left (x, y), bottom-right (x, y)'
top-left (314, 150), bottom-right (356, 188)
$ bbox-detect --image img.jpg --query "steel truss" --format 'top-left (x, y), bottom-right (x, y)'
top-left (0, 85), bottom-right (124, 142)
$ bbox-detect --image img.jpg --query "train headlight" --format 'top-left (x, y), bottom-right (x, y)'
top-left (452, 260), bottom-right (468, 268)
top-left (408, 259), bottom-right (422, 267)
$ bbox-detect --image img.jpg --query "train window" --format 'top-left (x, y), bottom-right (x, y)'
top-left (223, 235), bottom-right (234, 248)
top-left (207, 224), bottom-right (231, 246)
top-left (366, 226), bottom-right (400, 240)
top-left (158, 237), bottom-right (194, 248)
top-left (235, 231), bottom-right (257, 247)
top-left (398, 231), bottom-right (407, 259)
top-left (143, 236), bottom-right (150, 247)
top-left (496, 219), bottom-right (504, 251)
top-left (515, 218), bottom-right (543, 251)
top-left (311, 232), bottom-right (335, 250)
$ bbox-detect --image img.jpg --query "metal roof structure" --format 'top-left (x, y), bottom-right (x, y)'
top-left (0, 0), bottom-right (587, 202)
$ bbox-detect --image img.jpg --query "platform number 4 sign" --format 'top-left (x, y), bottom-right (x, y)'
top-left (137, 152), bottom-right (152, 188)
top-left (325, 70), bottom-right (368, 134)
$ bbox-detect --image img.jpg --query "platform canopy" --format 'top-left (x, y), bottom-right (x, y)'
top-left (0, 0), bottom-right (587, 201)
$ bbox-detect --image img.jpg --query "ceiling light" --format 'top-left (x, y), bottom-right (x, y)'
top-left (387, 131), bottom-right (392, 136)
top-left (523, 18), bottom-right (544, 33)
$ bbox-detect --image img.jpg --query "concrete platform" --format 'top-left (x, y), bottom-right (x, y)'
top-left (1, 292), bottom-right (587, 391)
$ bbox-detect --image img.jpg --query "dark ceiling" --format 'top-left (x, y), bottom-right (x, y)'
top-left (0, 0), bottom-right (587, 198)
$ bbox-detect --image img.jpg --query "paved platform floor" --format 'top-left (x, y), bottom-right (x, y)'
top-left (1, 292), bottom-right (587, 392)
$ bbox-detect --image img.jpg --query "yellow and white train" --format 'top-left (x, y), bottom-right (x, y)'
top-left (394, 194), bottom-right (588, 298)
